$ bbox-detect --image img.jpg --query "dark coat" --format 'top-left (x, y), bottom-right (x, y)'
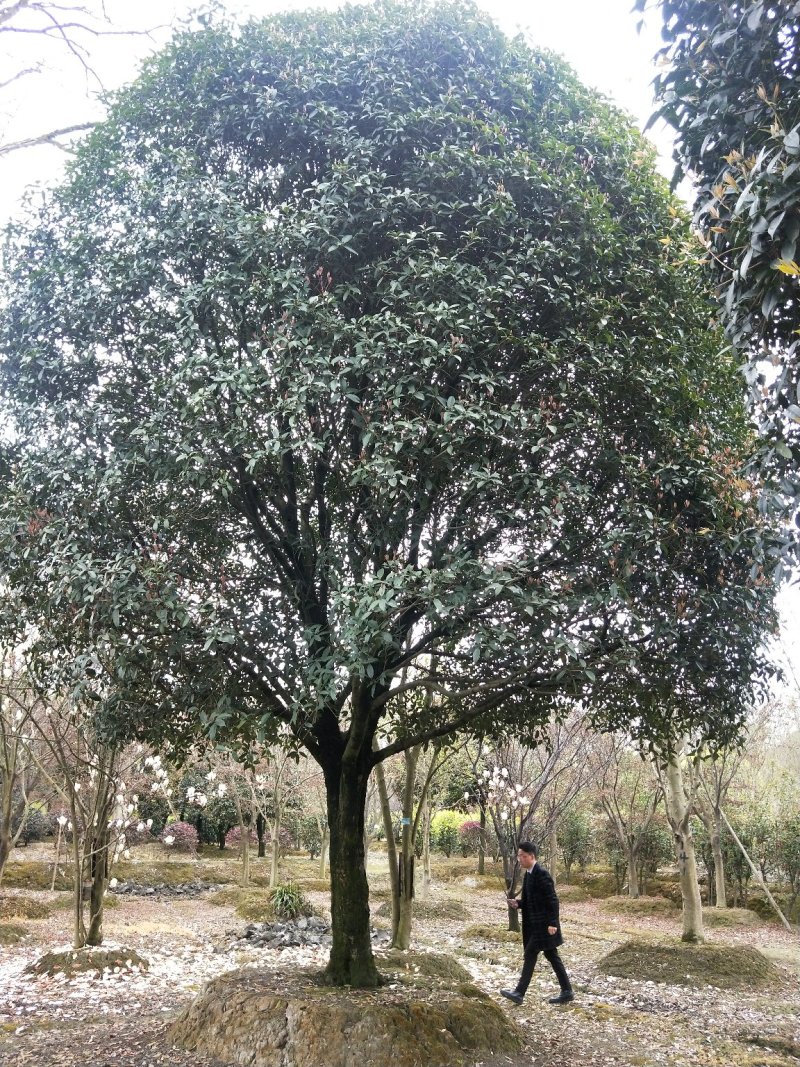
top-left (517, 863), bottom-right (563, 951)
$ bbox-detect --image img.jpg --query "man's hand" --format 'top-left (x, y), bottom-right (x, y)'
top-left (506, 898), bottom-right (519, 909)
top-left (547, 925), bottom-right (557, 935)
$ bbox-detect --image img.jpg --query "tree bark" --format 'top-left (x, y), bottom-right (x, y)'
top-left (393, 746), bottom-right (419, 949)
top-left (663, 747), bottom-right (704, 943)
top-left (86, 828), bottom-right (109, 946)
top-left (321, 754), bottom-right (380, 987)
top-left (0, 824), bottom-right (10, 886)
top-left (477, 803), bottom-right (486, 876)
top-left (374, 754), bottom-right (399, 938)
top-left (548, 825), bottom-right (558, 886)
top-left (626, 844), bottom-right (640, 899)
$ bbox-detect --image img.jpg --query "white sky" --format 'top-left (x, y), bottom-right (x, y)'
top-left (0, 0), bottom-right (798, 702)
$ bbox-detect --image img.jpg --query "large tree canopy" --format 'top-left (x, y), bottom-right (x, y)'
top-left (0, 0), bottom-right (776, 985)
top-left (646, 0), bottom-right (800, 525)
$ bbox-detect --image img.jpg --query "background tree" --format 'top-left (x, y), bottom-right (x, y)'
top-left (645, 0), bottom-right (800, 523)
top-left (26, 694), bottom-right (143, 948)
top-left (656, 736), bottom-right (705, 942)
top-left (0, 649), bottom-right (49, 881)
top-left (590, 732), bottom-right (664, 898)
top-left (0, 0), bottom-right (778, 986)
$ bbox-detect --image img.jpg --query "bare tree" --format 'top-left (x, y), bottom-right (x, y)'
top-left (590, 732), bottom-right (664, 899)
top-left (0, 0), bottom-right (155, 157)
top-left (26, 694), bottom-right (143, 948)
top-left (484, 712), bottom-right (595, 931)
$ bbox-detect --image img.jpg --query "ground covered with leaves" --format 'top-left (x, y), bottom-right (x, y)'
top-left (0, 850), bottom-right (798, 1067)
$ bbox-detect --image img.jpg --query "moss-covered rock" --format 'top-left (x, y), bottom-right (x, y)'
top-left (169, 968), bottom-right (522, 1067)
top-left (598, 939), bottom-right (781, 989)
top-left (24, 947), bottom-right (149, 979)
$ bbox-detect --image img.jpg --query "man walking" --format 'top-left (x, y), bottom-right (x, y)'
top-left (500, 841), bottom-right (574, 1005)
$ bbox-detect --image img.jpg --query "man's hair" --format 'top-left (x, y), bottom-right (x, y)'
top-left (518, 841), bottom-right (538, 857)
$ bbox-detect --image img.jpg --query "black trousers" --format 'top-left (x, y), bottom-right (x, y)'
top-left (516, 944), bottom-right (571, 996)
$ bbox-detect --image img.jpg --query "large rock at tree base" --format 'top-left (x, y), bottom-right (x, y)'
top-left (169, 963), bottom-right (522, 1067)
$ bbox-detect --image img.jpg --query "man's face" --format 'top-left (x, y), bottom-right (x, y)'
top-left (517, 848), bottom-right (535, 870)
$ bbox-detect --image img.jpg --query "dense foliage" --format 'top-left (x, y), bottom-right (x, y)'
top-left (0, 0), bottom-right (778, 983)
top-left (647, 0), bottom-right (800, 524)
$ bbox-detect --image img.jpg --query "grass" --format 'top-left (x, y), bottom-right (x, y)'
top-left (598, 895), bottom-right (679, 917)
top-left (702, 906), bottom-right (763, 928)
top-left (208, 883), bottom-right (314, 922)
top-left (598, 939), bottom-right (782, 990)
top-left (0, 922), bottom-right (28, 945)
top-left (0, 895), bottom-right (52, 920)
top-left (1, 861), bottom-right (71, 891)
top-left (373, 897), bottom-right (470, 922)
top-left (378, 948), bottom-right (473, 984)
top-left (461, 922), bottom-right (521, 943)
top-left (24, 946), bottom-right (149, 979)
top-left (555, 884), bottom-right (592, 903)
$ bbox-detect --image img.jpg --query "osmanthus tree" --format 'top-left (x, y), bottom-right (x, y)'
top-left (0, 0), bottom-right (778, 985)
top-left (643, 0), bottom-right (800, 524)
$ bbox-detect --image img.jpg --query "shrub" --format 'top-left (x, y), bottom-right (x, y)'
top-left (12, 807), bottom-right (50, 846)
top-left (297, 816), bottom-right (323, 858)
top-left (270, 882), bottom-right (312, 920)
top-left (459, 820), bottom-right (483, 857)
top-left (431, 810), bottom-right (464, 857)
top-left (224, 825), bottom-right (258, 850)
top-left (124, 820), bottom-right (154, 847)
top-left (160, 821), bottom-right (198, 853)
top-left (558, 809), bottom-right (593, 881)
top-left (135, 794), bottom-right (171, 838)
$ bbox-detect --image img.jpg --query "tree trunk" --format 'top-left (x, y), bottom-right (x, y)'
top-left (392, 746), bottom-right (418, 949)
top-left (70, 808), bottom-right (85, 950)
top-left (322, 756), bottom-right (380, 987)
top-left (548, 824), bottom-right (558, 885)
top-left (269, 836), bottom-right (279, 889)
top-left (240, 825), bottom-right (251, 888)
top-left (710, 812), bottom-right (727, 909)
top-left (374, 755), bottom-right (400, 938)
top-left (663, 747), bottom-right (704, 943)
top-left (0, 823), bottom-right (10, 886)
top-left (477, 803), bottom-right (486, 876)
top-left (421, 798), bottom-right (432, 893)
top-left (626, 844), bottom-right (640, 899)
top-left (317, 813), bottom-right (329, 880)
top-left (86, 830), bottom-right (109, 946)
top-left (256, 812), bottom-right (266, 859)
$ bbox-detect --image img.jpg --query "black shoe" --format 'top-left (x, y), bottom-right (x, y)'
top-left (548, 990), bottom-right (574, 1004)
top-left (500, 989), bottom-right (524, 1005)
